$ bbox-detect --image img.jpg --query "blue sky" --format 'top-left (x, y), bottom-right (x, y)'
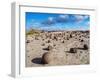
top-left (26, 12), bottom-right (90, 31)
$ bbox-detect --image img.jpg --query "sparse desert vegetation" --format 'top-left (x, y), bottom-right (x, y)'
top-left (26, 29), bottom-right (90, 67)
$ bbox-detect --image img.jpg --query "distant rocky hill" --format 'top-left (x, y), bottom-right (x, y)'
top-left (26, 28), bottom-right (41, 35)
top-left (26, 28), bottom-right (89, 35)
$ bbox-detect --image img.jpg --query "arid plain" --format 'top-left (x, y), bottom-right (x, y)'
top-left (26, 29), bottom-right (89, 67)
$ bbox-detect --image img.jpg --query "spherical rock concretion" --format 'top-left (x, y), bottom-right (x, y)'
top-left (42, 50), bottom-right (67, 65)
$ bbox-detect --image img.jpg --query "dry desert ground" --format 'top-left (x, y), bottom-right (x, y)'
top-left (26, 29), bottom-right (90, 67)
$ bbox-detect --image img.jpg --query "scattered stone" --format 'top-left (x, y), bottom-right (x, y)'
top-left (61, 40), bottom-right (64, 43)
top-left (35, 37), bottom-right (39, 40)
top-left (70, 34), bottom-right (72, 38)
top-left (28, 56), bottom-right (30, 57)
top-left (67, 38), bottom-right (69, 40)
top-left (47, 40), bottom-right (51, 43)
top-left (83, 44), bottom-right (88, 50)
top-left (41, 43), bottom-right (45, 46)
top-left (43, 45), bottom-right (53, 51)
top-left (80, 39), bottom-right (84, 42)
top-left (54, 36), bottom-right (57, 40)
top-left (47, 45), bottom-right (53, 51)
top-left (53, 44), bottom-right (56, 47)
top-left (69, 48), bottom-right (77, 53)
top-left (26, 40), bottom-right (30, 43)
top-left (80, 51), bottom-right (82, 53)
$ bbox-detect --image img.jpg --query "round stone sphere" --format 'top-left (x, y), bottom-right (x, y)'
top-left (42, 50), bottom-right (67, 65)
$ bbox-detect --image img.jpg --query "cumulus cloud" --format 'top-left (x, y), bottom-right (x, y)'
top-left (48, 17), bottom-right (54, 22)
top-left (41, 17), bottom-right (56, 25)
top-left (74, 15), bottom-right (89, 22)
top-left (41, 14), bottom-right (89, 27)
top-left (56, 15), bottom-right (69, 22)
top-left (74, 15), bottom-right (84, 21)
top-left (84, 15), bottom-right (89, 19)
top-left (41, 15), bottom-right (69, 26)
top-left (86, 21), bottom-right (90, 26)
top-left (59, 15), bottom-right (68, 19)
top-left (30, 19), bottom-right (40, 27)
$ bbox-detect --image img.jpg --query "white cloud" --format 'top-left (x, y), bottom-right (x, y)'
top-left (84, 15), bottom-right (89, 19)
top-left (59, 15), bottom-right (69, 19)
top-left (86, 21), bottom-right (90, 26)
top-left (74, 15), bottom-right (84, 21)
top-left (56, 15), bottom-right (69, 22)
top-left (74, 15), bottom-right (89, 22)
top-left (74, 15), bottom-right (89, 24)
top-left (48, 17), bottom-right (54, 22)
top-left (42, 17), bottom-right (56, 25)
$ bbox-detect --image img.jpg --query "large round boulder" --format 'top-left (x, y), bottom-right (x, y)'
top-left (42, 50), bottom-right (67, 65)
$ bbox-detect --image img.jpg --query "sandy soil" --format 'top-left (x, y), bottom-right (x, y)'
top-left (26, 30), bottom-right (90, 67)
